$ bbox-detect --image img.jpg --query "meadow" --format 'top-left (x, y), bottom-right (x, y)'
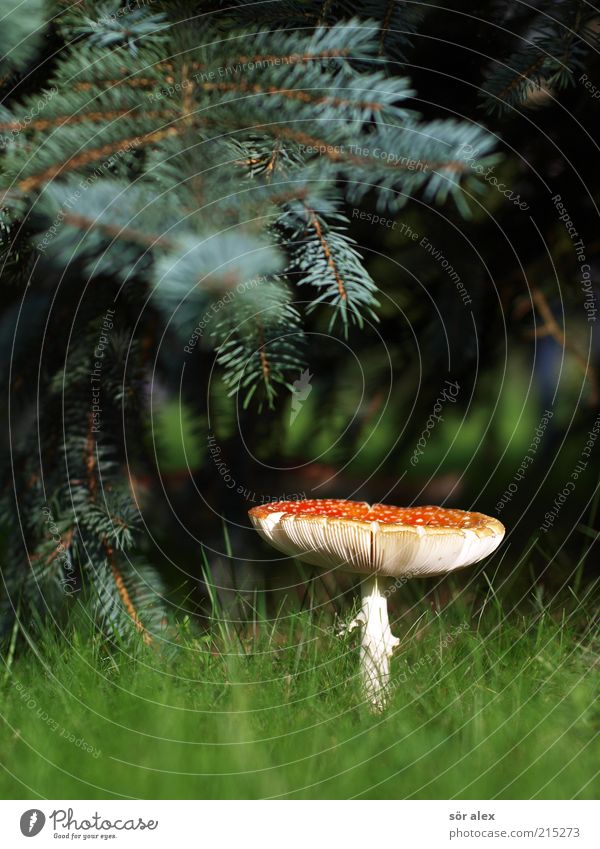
top-left (1, 577), bottom-right (597, 800)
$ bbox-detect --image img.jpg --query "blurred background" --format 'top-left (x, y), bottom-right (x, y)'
top-left (141, 7), bottom-right (600, 626)
top-left (2, 1), bottom-right (599, 635)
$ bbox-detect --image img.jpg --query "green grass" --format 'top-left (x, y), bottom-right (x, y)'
top-left (0, 590), bottom-right (598, 800)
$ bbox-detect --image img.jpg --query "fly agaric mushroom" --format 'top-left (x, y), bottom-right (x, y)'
top-left (249, 499), bottom-right (504, 709)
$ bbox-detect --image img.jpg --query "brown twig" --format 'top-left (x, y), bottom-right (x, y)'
top-left (379, 0), bottom-right (397, 56)
top-left (256, 320), bottom-right (271, 383)
top-left (200, 80), bottom-right (382, 112)
top-left (496, 55), bottom-right (547, 103)
top-left (269, 126), bottom-right (467, 173)
top-left (0, 108), bottom-right (168, 133)
top-left (30, 527), bottom-right (75, 568)
top-left (180, 62), bottom-right (195, 127)
top-left (85, 414), bottom-right (97, 502)
top-left (307, 207), bottom-right (347, 301)
top-left (105, 542), bottom-right (153, 645)
top-left (318, 0), bottom-right (336, 25)
top-left (14, 125), bottom-right (179, 194)
top-left (530, 286), bottom-right (598, 404)
top-left (264, 139), bottom-right (281, 179)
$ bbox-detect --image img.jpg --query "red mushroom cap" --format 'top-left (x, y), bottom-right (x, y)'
top-left (249, 499), bottom-right (505, 577)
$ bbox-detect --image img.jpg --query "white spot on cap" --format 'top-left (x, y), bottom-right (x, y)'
top-left (263, 512), bottom-right (285, 531)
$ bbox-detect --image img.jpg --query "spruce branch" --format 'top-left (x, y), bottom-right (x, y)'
top-left (278, 198), bottom-right (378, 329)
top-left (72, 2), bottom-right (169, 55)
top-left (12, 125), bottom-right (180, 196)
top-left (0, 0), bottom-right (509, 642)
top-left (0, 0), bottom-right (46, 75)
top-left (104, 543), bottom-right (153, 645)
top-left (210, 278), bottom-right (305, 409)
top-left (480, 0), bottom-right (599, 114)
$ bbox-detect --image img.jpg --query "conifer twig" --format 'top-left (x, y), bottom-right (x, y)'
top-left (530, 286), bottom-right (598, 404)
top-left (307, 208), bottom-right (347, 301)
top-left (15, 126), bottom-right (180, 194)
top-left (104, 542), bottom-right (153, 646)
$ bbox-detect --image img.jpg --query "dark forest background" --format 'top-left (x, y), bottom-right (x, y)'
top-left (1, 0), bottom-right (599, 638)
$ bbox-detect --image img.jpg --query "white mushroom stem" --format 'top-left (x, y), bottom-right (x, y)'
top-left (349, 574), bottom-right (399, 710)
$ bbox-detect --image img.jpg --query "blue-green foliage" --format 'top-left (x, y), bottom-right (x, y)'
top-left (2, 0), bottom-right (592, 642)
top-left (0, 0), bottom-right (46, 75)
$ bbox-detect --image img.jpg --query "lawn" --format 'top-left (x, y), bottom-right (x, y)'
top-left (1, 580), bottom-right (597, 800)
